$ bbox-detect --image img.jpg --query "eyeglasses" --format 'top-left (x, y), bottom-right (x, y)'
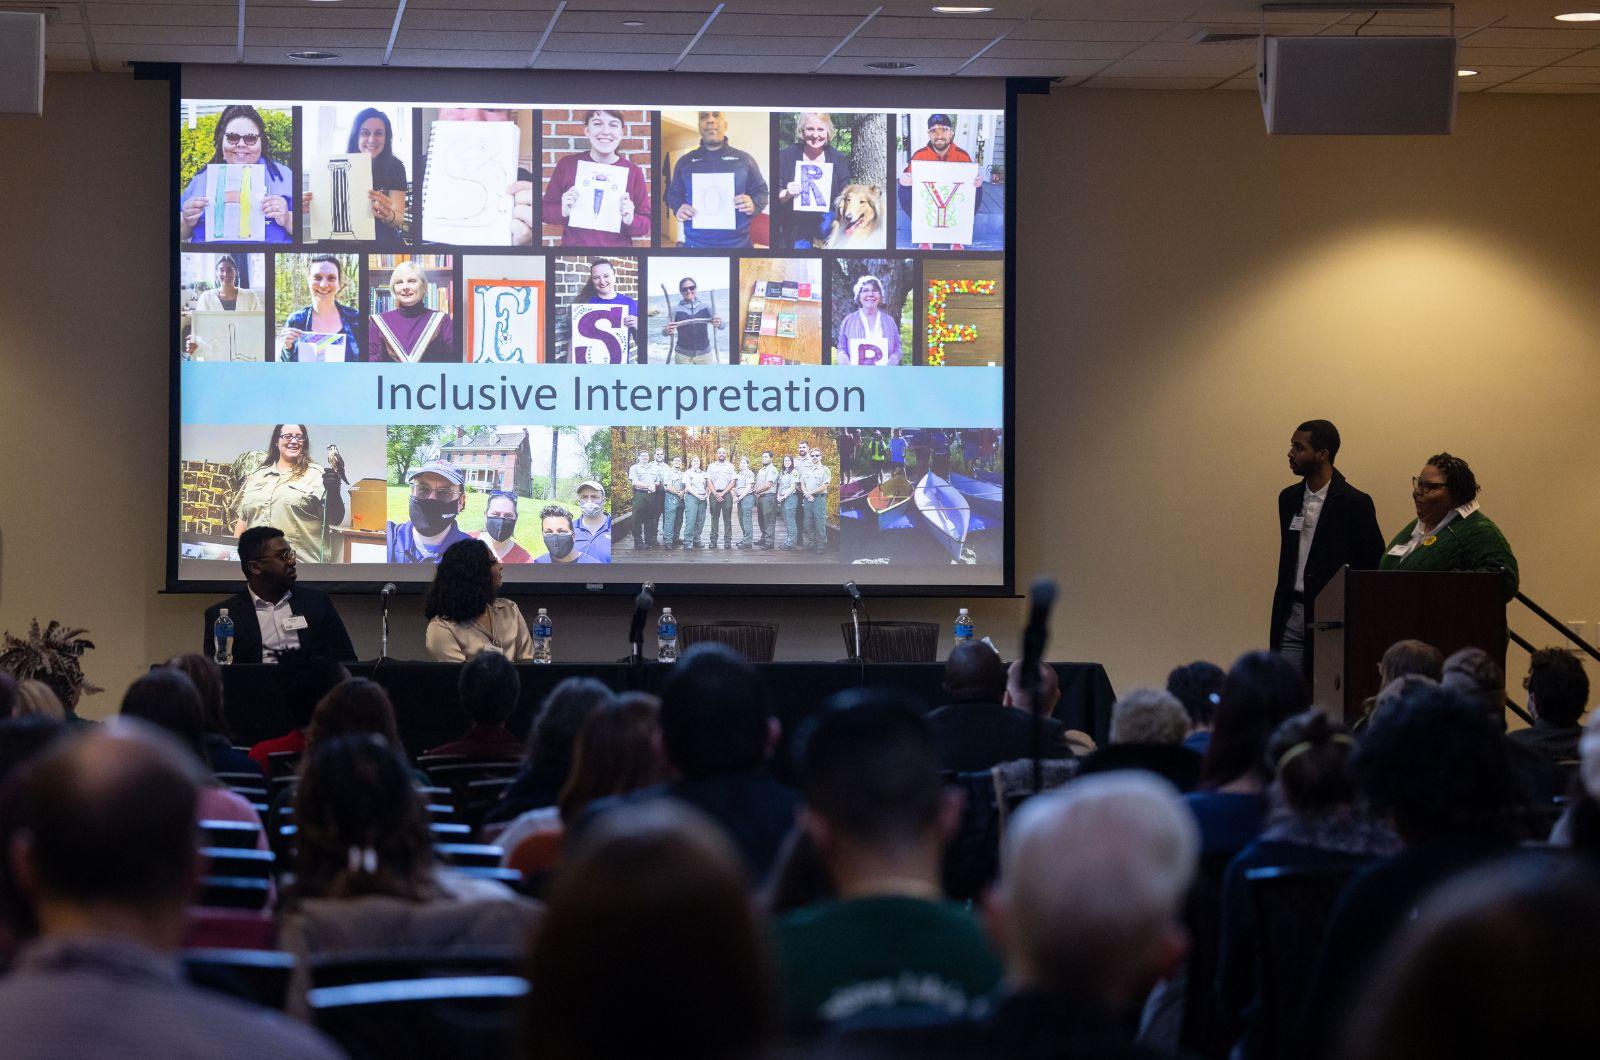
top-left (1412, 478), bottom-right (1448, 492)
top-left (278, 433), bottom-right (306, 442)
top-left (680, 284), bottom-right (696, 292)
top-left (412, 485), bottom-right (462, 501)
top-left (223, 132), bottom-right (261, 146)
top-left (262, 547), bottom-right (295, 563)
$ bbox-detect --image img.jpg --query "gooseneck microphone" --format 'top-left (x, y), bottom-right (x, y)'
top-left (630, 582), bottom-right (655, 664)
top-left (379, 582), bottom-right (396, 660)
top-left (1021, 577), bottom-right (1058, 793)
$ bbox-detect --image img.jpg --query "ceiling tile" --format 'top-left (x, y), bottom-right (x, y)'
top-left (393, 29), bottom-right (545, 52)
top-left (1011, 20), bottom-right (1164, 43)
top-left (958, 57), bottom-right (1112, 78)
top-left (1129, 39), bottom-right (1255, 62)
top-left (838, 37), bottom-right (979, 58)
top-left (1490, 81), bottom-right (1600, 93)
top-left (547, 8), bottom-right (707, 34)
top-left (97, 24), bottom-right (236, 45)
top-left (674, 53), bottom-right (826, 74)
top-left (816, 54), bottom-right (963, 75)
top-left (703, 12), bottom-right (863, 37)
top-left (100, 43), bottom-right (238, 62)
top-left (48, 58), bottom-right (99, 71)
top-left (541, 31), bottom-right (690, 54)
top-left (1457, 46), bottom-right (1581, 65)
top-left (1098, 58), bottom-right (1254, 79)
top-left (532, 50), bottom-right (677, 71)
top-left (1084, 76), bottom-right (1229, 90)
top-left (245, 27), bottom-right (389, 48)
top-left (1463, 27), bottom-right (1600, 48)
top-left (985, 39), bottom-right (1138, 61)
top-left (1514, 64), bottom-right (1600, 83)
top-left (243, 44), bottom-right (389, 62)
top-left (1550, 49), bottom-right (1600, 67)
top-left (385, 48), bottom-right (529, 68)
top-left (695, 34), bottom-right (837, 55)
top-left (856, 15), bottom-right (1018, 40)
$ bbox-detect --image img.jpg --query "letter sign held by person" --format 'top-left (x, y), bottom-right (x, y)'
top-left (795, 161), bottom-right (832, 213)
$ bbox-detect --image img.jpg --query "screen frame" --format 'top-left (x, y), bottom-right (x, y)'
top-left (151, 63), bottom-right (1028, 599)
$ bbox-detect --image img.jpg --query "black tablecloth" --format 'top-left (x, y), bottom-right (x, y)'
top-left (220, 661), bottom-right (1115, 777)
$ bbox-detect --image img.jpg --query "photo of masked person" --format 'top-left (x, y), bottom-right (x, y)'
top-left (532, 507), bottom-right (603, 565)
top-left (276, 254), bottom-right (362, 362)
top-left (178, 103), bottom-right (295, 244)
top-left (573, 479), bottom-right (612, 563)
top-left (232, 424), bottom-right (347, 564)
top-left (473, 489), bottom-right (531, 563)
top-left (387, 460), bottom-right (472, 564)
top-left (541, 108), bottom-right (652, 247)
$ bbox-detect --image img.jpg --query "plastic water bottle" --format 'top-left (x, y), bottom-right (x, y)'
top-left (953, 607), bottom-right (974, 645)
top-left (213, 608), bottom-right (234, 666)
top-left (532, 608), bottom-right (553, 664)
top-left (658, 608), bottom-right (679, 663)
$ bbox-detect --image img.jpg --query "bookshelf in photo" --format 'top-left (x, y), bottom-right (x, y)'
top-left (369, 253), bottom-right (455, 316)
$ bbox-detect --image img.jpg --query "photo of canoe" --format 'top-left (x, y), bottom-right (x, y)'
top-left (836, 426), bottom-right (1003, 567)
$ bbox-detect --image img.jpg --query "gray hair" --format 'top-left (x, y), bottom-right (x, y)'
top-left (1109, 688), bottom-right (1190, 746)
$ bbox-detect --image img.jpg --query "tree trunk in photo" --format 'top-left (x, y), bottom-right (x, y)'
top-left (851, 114), bottom-right (887, 188)
top-left (549, 429), bottom-right (560, 498)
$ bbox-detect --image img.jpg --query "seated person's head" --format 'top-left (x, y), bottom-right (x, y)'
top-left (1525, 647), bottom-right (1589, 729)
top-left (0, 672), bottom-right (16, 720)
top-left (238, 525), bottom-right (295, 593)
top-left (1380, 638), bottom-right (1444, 685)
top-left (1166, 660), bottom-right (1224, 731)
top-left (797, 688), bottom-right (954, 875)
top-left (120, 669), bottom-right (209, 765)
top-left (293, 733), bottom-right (435, 901)
top-left (164, 652), bottom-right (231, 742)
top-left (525, 799), bottom-right (773, 1060)
top-left (990, 772), bottom-right (1198, 1009)
top-left (275, 650), bottom-right (351, 731)
top-left (7, 721), bottom-right (204, 948)
top-left (12, 680), bottom-right (64, 722)
top-left (1266, 710), bottom-right (1357, 818)
top-left (528, 677), bottom-right (614, 788)
top-left (1442, 647), bottom-right (1506, 726)
top-left (1004, 658), bottom-right (1061, 718)
top-left (1203, 650), bottom-right (1308, 789)
top-left (424, 538), bottom-right (499, 622)
top-left (1354, 683), bottom-right (1521, 845)
top-left (306, 677), bottom-right (402, 751)
top-left (1109, 689), bottom-right (1190, 746)
top-left (659, 644), bottom-right (773, 779)
top-left (942, 642), bottom-right (1007, 704)
top-left (0, 716), bottom-right (66, 791)
top-left (0, 716), bottom-right (69, 947)
top-left (458, 650), bottom-right (521, 728)
top-left (1344, 857), bottom-right (1600, 1060)
top-left (557, 693), bottom-right (665, 826)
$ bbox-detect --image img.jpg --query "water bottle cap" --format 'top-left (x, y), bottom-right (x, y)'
top-left (663, 607), bottom-right (673, 615)
top-left (958, 608), bottom-right (969, 615)
top-left (219, 608), bottom-right (229, 616)
top-left (537, 608), bottom-right (548, 615)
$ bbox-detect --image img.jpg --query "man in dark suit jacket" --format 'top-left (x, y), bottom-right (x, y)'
top-left (203, 526), bottom-right (357, 665)
top-left (927, 643), bottom-right (1070, 773)
top-left (1271, 420), bottom-right (1384, 678)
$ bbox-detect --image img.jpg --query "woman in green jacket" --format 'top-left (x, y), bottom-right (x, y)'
top-left (1379, 452), bottom-right (1518, 601)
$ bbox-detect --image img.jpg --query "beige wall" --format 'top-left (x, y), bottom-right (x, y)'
top-left (1, 75), bottom-right (1595, 717)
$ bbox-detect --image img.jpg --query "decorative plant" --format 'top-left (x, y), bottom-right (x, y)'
top-left (0, 619), bottom-right (102, 711)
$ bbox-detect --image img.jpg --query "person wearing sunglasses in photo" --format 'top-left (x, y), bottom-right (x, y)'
top-left (663, 276), bottom-right (724, 365)
top-left (1378, 452), bottom-right (1519, 600)
top-left (387, 460), bottom-right (473, 564)
top-left (179, 104), bottom-right (294, 243)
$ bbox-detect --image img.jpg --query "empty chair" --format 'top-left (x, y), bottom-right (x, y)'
top-left (424, 761), bottom-right (522, 803)
top-left (308, 975), bottom-right (529, 1060)
top-left (184, 947), bottom-right (296, 1010)
top-left (201, 818), bottom-right (264, 849)
top-left (680, 621), bottom-right (778, 662)
top-left (1244, 864), bottom-right (1362, 1060)
top-left (839, 620), bottom-right (939, 663)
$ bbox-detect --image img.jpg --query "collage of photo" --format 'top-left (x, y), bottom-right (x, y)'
top-left (176, 98), bottom-right (1007, 574)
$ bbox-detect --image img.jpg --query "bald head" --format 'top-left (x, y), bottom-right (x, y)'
top-left (994, 772), bottom-right (1198, 1006)
top-left (11, 721), bottom-right (203, 916)
top-left (944, 642), bottom-right (1007, 703)
top-left (1005, 659), bottom-right (1061, 718)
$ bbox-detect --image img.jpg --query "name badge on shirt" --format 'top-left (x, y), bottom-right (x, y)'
top-left (283, 615), bottom-right (309, 631)
top-left (1386, 544), bottom-right (1409, 557)
top-left (1289, 515), bottom-right (1305, 532)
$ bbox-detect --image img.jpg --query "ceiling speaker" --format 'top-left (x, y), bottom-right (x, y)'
top-left (0, 12), bottom-right (45, 116)
top-left (1259, 35), bottom-right (1457, 135)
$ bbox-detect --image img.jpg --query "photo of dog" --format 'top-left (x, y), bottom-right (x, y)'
top-left (823, 184), bottom-right (885, 250)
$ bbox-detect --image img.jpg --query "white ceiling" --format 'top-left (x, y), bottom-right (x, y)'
top-left (21, 0), bottom-right (1600, 91)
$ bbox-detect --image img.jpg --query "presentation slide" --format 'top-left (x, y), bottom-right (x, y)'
top-left (171, 88), bottom-right (1009, 592)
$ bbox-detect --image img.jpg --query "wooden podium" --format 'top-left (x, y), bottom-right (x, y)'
top-left (1312, 569), bottom-right (1507, 722)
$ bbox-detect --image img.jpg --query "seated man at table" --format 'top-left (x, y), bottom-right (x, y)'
top-left (425, 650), bottom-right (526, 760)
top-left (926, 644), bottom-right (1070, 773)
top-left (203, 526), bottom-right (357, 665)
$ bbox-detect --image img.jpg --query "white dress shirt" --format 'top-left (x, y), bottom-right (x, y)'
top-left (1294, 480), bottom-right (1330, 594)
top-left (249, 588), bottom-right (299, 662)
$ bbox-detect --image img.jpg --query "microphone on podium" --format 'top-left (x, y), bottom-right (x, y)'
top-left (379, 582), bottom-right (396, 661)
top-left (630, 582), bottom-right (655, 664)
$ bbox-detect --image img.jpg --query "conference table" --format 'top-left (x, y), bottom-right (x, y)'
top-left (220, 660), bottom-right (1116, 780)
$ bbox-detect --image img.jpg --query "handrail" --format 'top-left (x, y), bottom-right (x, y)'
top-left (1512, 591), bottom-right (1600, 665)
top-left (1502, 693), bottom-right (1535, 728)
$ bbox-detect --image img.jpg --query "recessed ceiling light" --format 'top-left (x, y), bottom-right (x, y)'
top-left (622, 19), bottom-right (644, 26)
top-left (932, 5), bottom-right (994, 11)
top-left (1555, 12), bottom-right (1600, 21)
top-left (866, 60), bottom-right (917, 70)
top-left (287, 50), bottom-right (340, 60)
top-left (1457, 68), bottom-right (1478, 76)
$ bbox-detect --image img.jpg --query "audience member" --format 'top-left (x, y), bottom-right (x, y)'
top-left (164, 652), bottom-right (260, 778)
top-left (1341, 857), bottom-right (1600, 1060)
top-left (0, 722), bottom-right (343, 1058)
top-left (424, 650), bottom-right (526, 759)
top-left (598, 643), bottom-right (797, 883)
top-left (1078, 688), bottom-right (1202, 792)
top-left (852, 772), bottom-right (1198, 1058)
top-left (1551, 713), bottom-right (1600, 855)
top-left (1214, 710), bottom-right (1400, 1051)
top-left (499, 692), bottom-right (665, 879)
top-left (12, 680), bottom-right (64, 723)
top-left (1167, 660), bottom-right (1224, 756)
top-left (1005, 659), bottom-right (1095, 756)
top-left (1302, 682), bottom-right (1525, 1056)
top-left (774, 689), bottom-right (999, 1031)
top-left (0, 716), bottom-right (68, 960)
top-left (484, 677), bottom-right (613, 829)
top-left (524, 799), bottom-right (774, 1060)
top-left (1188, 651), bottom-right (1307, 858)
top-left (245, 651), bottom-right (349, 772)
top-left (0, 672), bottom-right (17, 719)
top-left (927, 643), bottom-right (1070, 772)
top-left (1510, 647), bottom-right (1589, 761)
top-left (1355, 638), bottom-right (1443, 725)
top-left (1440, 647), bottom-right (1565, 809)
top-left (304, 677), bottom-right (403, 749)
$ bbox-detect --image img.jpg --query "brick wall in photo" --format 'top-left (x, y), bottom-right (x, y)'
top-left (541, 108), bottom-right (653, 246)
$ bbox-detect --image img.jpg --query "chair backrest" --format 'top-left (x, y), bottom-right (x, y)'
top-left (198, 875), bottom-right (271, 910)
top-left (201, 818), bottom-right (264, 849)
top-left (435, 842), bottom-right (505, 868)
top-left (1245, 863), bottom-right (1364, 1060)
top-left (310, 948), bottom-right (521, 990)
top-left (1179, 850), bottom-right (1237, 1057)
top-left (679, 622), bottom-right (778, 662)
top-left (267, 750), bottom-right (301, 778)
top-left (839, 621), bottom-right (939, 663)
top-left (201, 846), bottom-right (275, 880)
top-left (183, 947), bottom-right (295, 1009)
top-left (308, 976), bottom-right (529, 1060)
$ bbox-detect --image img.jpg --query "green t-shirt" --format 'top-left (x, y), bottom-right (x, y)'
top-left (774, 895), bottom-right (1004, 1027)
